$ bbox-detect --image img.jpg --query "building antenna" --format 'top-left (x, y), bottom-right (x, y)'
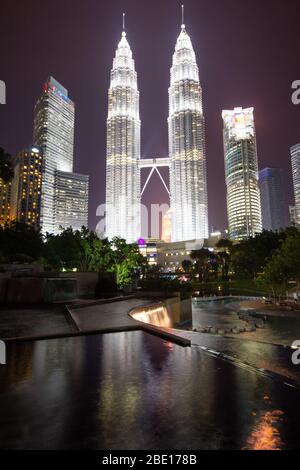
top-left (181, 4), bottom-right (185, 27)
top-left (123, 12), bottom-right (125, 31)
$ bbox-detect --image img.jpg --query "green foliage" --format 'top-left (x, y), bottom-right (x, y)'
top-left (0, 224), bottom-right (147, 287)
top-left (79, 229), bottom-right (113, 272)
top-left (0, 222), bottom-right (44, 262)
top-left (110, 237), bottom-right (146, 286)
top-left (44, 227), bottom-right (82, 270)
top-left (260, 229), bottom-right (300, 286)
top-left (230, 229), bottom-right (285, 278)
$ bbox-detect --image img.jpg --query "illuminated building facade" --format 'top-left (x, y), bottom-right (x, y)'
top-left (33, 77), bottom-right (75, 233)
top-left (11, 146), bottom-right (43, 228)
top-left (222, 107), bottom-right (262, 240)
top-left (105, 28), bottom-right (141, 242)
top-left (55, 170), bottom-right (89, 231)
top-left (168, 23), bottom-right (208, 242)
top-left (33, 76), bottom-right (89, 234)
top-left (137, 238), bottom-right (161, 266)
top-left (0, 179), bottom-right (11, 227)
top-left (259, 167), bottom-right (287, 231)
top-left (290, 143), bottom-right (300, 227)
top-left (162, 209), bottom-right (172, 242)
top-left (289, 205), bottom-right (297, 226)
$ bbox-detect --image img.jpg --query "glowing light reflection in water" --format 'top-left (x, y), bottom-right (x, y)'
top-left (245, 409), bottom-right (284, 450)
top-left (130, 303), bottom-right (172, 328)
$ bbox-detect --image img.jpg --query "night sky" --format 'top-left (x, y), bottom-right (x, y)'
top-left (1, 0), bottom-right (300, 234)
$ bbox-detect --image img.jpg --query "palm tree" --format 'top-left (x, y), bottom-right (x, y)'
top-left (216, 238), bottom-right (233, 281)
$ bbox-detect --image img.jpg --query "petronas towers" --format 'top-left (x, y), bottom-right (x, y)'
top-left (105, 30), bottom-right (141, 242)
top-left (169, 24), bottom-right (208, 241)
top-left (105, 18), bottom-right (208, 242)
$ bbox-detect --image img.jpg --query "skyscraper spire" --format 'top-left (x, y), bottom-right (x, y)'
top-left (168, 19), bottom-right (208, 241)
top-left (105, 21), bottom-right (141, 242)
top-left (181, 4), bottom-right (185, 28)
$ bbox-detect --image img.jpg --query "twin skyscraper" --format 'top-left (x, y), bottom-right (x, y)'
top-left (105, 17), bottom-right (208, 243)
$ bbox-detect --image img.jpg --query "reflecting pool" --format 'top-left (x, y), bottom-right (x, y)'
top-left (0, 331), bottom-right (299, 449)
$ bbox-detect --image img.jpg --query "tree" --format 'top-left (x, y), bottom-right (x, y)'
top-left (261, 229), bottom-right (300, 287)
top-left (79, 229), bottom-right (113, 272)
top-left (110, 237), bottom-right (146, 287)
top-left (231, 230), bottom-right (284, 278)
top-left (44, 227), bottom-right (82, 270)
top-left (216, 238), bottom-right (233, 280)
top-left (0, 148), bottom-right (14, 183)
top-left (182, 259), bottom-right (192, 273)
top-left (216, 238), bottom-right (233, 252)
top-left (190, 248), bottom-right (211, 282)
top-left (0, 222), bottom-right (44, 262)
top-left (0, 223), bottom-right (148, 289)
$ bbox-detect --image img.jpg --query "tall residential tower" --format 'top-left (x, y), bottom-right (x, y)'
top-left (168, 23), bottom-right (208, 242)
top-left (105, 27), bottom-right (141, 242)
top-left (222, 107), bottom-right (262, 240)
top-left (10, 146), bottom-right (43, 229)
top-left (291, 143), bottom-right (300, 227)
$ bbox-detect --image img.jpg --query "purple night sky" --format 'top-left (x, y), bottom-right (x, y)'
top-left (1, 0), bottom-right (300, 234)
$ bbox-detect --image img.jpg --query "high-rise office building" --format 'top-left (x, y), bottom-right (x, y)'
top-left (10, 146), bottom-right (43, 229)
top-left (105, 27), bottom-right (141, 242)
top-left (290, 143), bottom-right (300, 227)
top-left (168, 22), bottom-right (208, 242)
top-left (55, 170), bottom-right (89, 231)
top-left (222, 107), bottom-right (262, 240)
top-left (0, 179), bottom-right (11, 227)
top-left (33, 77), bottom-right (75, 233)
top-left (33, 76), bottom-right (89, 234)
top-left (259, 167), bottom-right (286, 231)
top-left (289, 205), bottom-right (297, 226)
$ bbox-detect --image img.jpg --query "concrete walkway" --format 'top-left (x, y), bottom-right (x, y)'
top-left (67, 297), bottom-right (191, 346)
top-left (1, 296), bottom-right (191, 347)
top-left (68, 298), bottom-right (153, 332)
top-left (0, 304), bottom-right (76, 339)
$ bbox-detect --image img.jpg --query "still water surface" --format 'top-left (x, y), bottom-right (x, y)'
top-left (0, 331), bottom-right (299, 449)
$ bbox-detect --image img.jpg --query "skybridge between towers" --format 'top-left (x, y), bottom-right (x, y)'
top-left (139, 157), bottom-right (171, 196)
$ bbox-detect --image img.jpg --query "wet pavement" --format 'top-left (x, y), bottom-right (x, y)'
top-left (192, 298), bottom-right (248, 332)
top-left (0, 304), bottom-right (75, 339)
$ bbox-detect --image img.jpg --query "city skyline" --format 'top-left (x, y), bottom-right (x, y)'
top-left (1, 0), bottom-right (299, 234)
